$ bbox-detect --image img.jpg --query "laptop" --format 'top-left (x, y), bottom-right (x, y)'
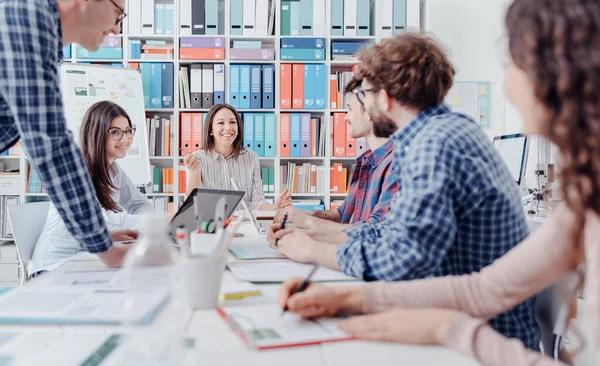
top-left (229, 178), bottom-right (273, 234)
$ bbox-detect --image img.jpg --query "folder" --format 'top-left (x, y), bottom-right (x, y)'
top-left (161, 63), bottom-right (174, 108)
top-left (289, 0), bottom-right (300, 36)
top-left (154, 3), bottom-right (165, 34)
top-left (261, 168), bottom-right (269, 192)
top-left (407, 0), bottom-right (420, 31)
top-left (314, 64), bottom-right (326, 109)
top-left (202, 64), bottom-right (214, 108)
top-left (180, 0), bottom-right (192, 35)
top-left (312, 0), bottom-right (326, 36)
top-left (344, 0), bottom-right (357, 36)
top-left (299, 0), bottom-right (313, 35)
top-left (179, 163), bottom-right (187, 193)
top-left (180, 37), bottom-right (225, 48)
top-left (356, 136), bottom-right (368, 156)
top-left (290, 113), bottom-right (301, 157)
top-left (303, 65), bottom-right (315, 109)
top-left (164, 3), bottom-right (175, 34)
top-left (281, 38), bottom-right (325, 49)
top-left (205, 0), bottom-right (219, 35)
top-left (230, 0), bottom-right (244, 35)
top-left (180, 113), bottom-right (193, 151)
top-left (280, 114), bottom-right (291, 157)
top-left (229, 48), bottom-right (275, 60)
top-left (280, 1), bottom-right (291, 35)
top-left (190, 64), bottom-right (203, 108)
top-left (393, 0), bottom-right (406, 35)
top-left (140, 63), bottom-right (151, 108)
top-left (380, 0), bottom-right (393, 38)
top-left (280, 64), bottom-right (292, 109)
top-left (192, 0), bottom-right (205, 34)
top-left (268, 168), bottom-right (275, 192)
top-left (192, 113), bottom-right (204, 150)
top-left (346, 116), bottom-right (356, 157)
top-left (300, 113), bottom-right (311, 157)
top-left (250, 65), bottom-right (262, 109)
top-left (356, 0), bottom-right (370, 36)
top-left (150, 63), bottom-right (162, 108)
top-left (128, 0), bottom-right (141, 35)
top-left (333, 112), bottom-right (346, 157)
top-left (179, 48), bottom-right (225, 60)
top-left (292, 64), bottom-right (304, 109)
top-left (264, 114), bottom-right (276, 157)
top-left (229, 64), bottom-right (240, 108)
top-left (329, 74), bottom-right (338, 109)
top-left (254, 113), bottom-right (265, 156)
top-left (141, 0), bottom-right (154, 35)
top-left (213, 64), bottom-right (225, 105)
top-left (280, 49), bottom-right (325, 61)
top-left (330, 0), bottom-right (344, 36)
top-left (243, 113), bottom-right (254, 150)
top-left (239, 65), bottom-right (251, 108)
top-left (262, 65), bottom-right (274, 108)
top-left (242, 0), bottom-right (256, 36)
top-left (255, 0), bottom-right (269, 36)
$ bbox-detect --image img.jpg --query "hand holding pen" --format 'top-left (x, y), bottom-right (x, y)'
top-left (275, 212), bottom-right (288, 247)
top-left (181, 148), bottom-right (202, 175)
top-left (281, 264), bottom-right (320, 316)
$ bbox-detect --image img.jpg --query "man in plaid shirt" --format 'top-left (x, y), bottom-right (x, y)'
top-left (0, 0), bottom-right (135, 268)
top-left (270, 34), bottom-right (538, 350)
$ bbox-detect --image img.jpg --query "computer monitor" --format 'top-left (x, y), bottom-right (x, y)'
top-left (493, 133), bottom-right (529, 196)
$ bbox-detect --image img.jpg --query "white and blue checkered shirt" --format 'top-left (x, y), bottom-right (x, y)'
top-left (338, 105), bottom-right (538, 349)
top-left (0, 0), bottom-right (111, 253)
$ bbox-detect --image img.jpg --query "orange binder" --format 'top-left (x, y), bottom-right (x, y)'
top-left (127, 62), bottom-right (139, 69)
top-left (345, 114), bottom-right (356, 157)
top-left (191, 113), bottom-right (203, 150)
top-left (280, 113), bottom-right (291, 157)
top-left (180, 113), bottom-right (193, 152)
top-left (329, 165), bottom-right (335, 192)
top-left (292, 64), bottom-right (304, 109)
top-left (340, 167), bottom-right (348, 193)
top-left (178, 163), bottom-right (187, 194)
top-left (163, 117), bottom-right (171, 156)
top-left (333, 113), bottom-right (346, 157)
top-left (280, 64), bottom-right (292, 109)
top-left (179, 48), bottom-right (225, 60)
top-left (329, 74), bottom-right (338, 109)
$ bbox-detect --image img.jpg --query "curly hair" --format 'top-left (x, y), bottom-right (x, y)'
top-left (355, 33), bottom-right (455, 110)
top-left (506, 0), bottom-right (600, 238)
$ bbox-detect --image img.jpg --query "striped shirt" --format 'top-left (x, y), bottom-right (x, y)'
top-left (194, 148), bottom-right (267, 210)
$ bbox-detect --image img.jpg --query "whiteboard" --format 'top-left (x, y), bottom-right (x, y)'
top-left (59, 64), bottom-right (151, 186)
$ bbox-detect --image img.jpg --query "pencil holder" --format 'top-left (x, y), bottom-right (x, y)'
top-left (190, 232), bottom-right (221, 256)
top-left (181, 255), bottom-right (227, 310)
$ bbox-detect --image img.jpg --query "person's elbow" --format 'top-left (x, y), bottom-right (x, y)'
top-left (96, 245), bottom-right (128, 268)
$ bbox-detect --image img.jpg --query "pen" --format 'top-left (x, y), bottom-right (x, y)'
top-left (275, 212), bottom-right (288, 247)
top-left (282, 264), bottom-right (319, 316)
top-left (175, 225), bottom-right (191, 257)
top-left (180, 148), bottom-right (191, 155)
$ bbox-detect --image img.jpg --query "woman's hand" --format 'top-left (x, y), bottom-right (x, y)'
top-left (184, 153), bottom-right (201, 176)
top-left (274, 187), bottom-right (292, 208)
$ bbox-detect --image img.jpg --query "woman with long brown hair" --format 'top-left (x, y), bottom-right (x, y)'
top-left (31, 101), bottom-right (152, 272)
top-left (277, 0), bottom-right (600, 364)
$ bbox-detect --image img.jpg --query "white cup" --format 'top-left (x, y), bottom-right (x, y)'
top-left (190, 232), bottom-right (223, 256)
top-left (181, 255), bottom-right (227, 310)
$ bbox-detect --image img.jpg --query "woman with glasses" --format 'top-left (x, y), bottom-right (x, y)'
top-left (31, 101), bottom-right (152, 273)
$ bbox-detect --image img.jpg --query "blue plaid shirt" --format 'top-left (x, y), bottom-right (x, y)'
top-left (0, 0), bottom-right (111, 253)
top-left (337, 105), bottom-right (538, 350)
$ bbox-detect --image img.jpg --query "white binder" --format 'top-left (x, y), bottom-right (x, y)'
top-left (242, 0), bottom-right (256, 36)
top-left (407, 0), bottom-right (421, 31)
top-left (141, 0), bottom-right (155, 35)
top-left (255, 0), bottom-right (269, 36)
top-left (343, 0), bottom-right (357, 36)
top-left (179, 0), bottom-right (192, 36)
top-left (127, 0), bottom-right (141, 35)
top-left (380, 0), bottom-right (393, 38)
top-left (313, 0), bottom-right (326, 36)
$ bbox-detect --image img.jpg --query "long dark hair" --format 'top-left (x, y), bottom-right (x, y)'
top-left (80, 101), bottom-right (132, 212)
top-left (202, 103), bottom-right (244, 159)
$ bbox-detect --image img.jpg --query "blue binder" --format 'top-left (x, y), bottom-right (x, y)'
top-left (239, 65), bottom-right (251, 108)
top-left (243, 113), bottom-right (254, 150)
top-left (314, 64), bottom-right (326, 109)
top-left (165, 3), bottom-right (175, 34)
top-left (262, 65), bottom-right (274, 109)
top-left (330, 0), bottom-right (344, 36)
top-left (150, 63), bottom-right (162, 108)
top-left (139, 64), bottom-right (150, 108)
top-left (299, 0), bottom-right (313, 35)
top-left (356, 0), bottom-right (371, 36)
top-left (264, 114), bottom-right (276, 157)
top-left (213, 64), bottom-right (225, 105)
top-left (254, 113), bottom-right (265, 156)
top-left (290, 113), bottom-right (301, 157)
top-left (300, 113), bottom-right (311, 157)
top-left (230, 0), bottom-right (243, 35)
top-left (229, 64), bottom-right (240, 108)
top-left (250, 65), bottom-right (262, 109)
top-left (303, 65), bottom-right (315, 109)
top-left (161, 63), bottom-right (174, 108)
top-left (154, 3), bottom-right (165, 34)
top-left (205, 0), bottom-right (219, 35)
top-left (290, 0), bottom-right (301, 36)
top-left (393, 0), bottom-right (407, 34)
top-left (280, 38), bottom-right (325, 49)
top-left (62, 45), bottom-right (71, 59)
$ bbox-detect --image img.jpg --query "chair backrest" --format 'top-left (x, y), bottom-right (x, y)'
top-left (8, 201), bottom-right (50, 283)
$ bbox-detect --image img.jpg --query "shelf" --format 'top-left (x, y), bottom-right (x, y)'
top-left (0, 156), bottom-right (19, 159)
top-left (258, 157), bottom-right (276, 160)
top-left (280, 35), bottom-right (327, 39)
top-left (330, 60), bottom-right (359, 65)
top-left (330, 157), bottom-right (357, 161)
top-left (280, 157), bottom-right (326, 161)
top-left (229, 59), bottom-right (276, 64)
top-left (176, 34), bottom-right (226, 38)
top-left (179, 108), bottom-right (210, 112)
top-left (76, 59), bottom-right (123, 63)
top-left (26, 193), bottom-right (47, 197)
top-left (280, 109), bottom-right (326, 113)
top-left (230, 35), bottom-right (276, 40)
top-left (146, 108), bottom-right (174, 112)
top-left (330, 193), bottom-right (349, 197)
top-left (149, 156), bottom-right (175, 160)
top-left (237, 109), bottom-right (276, 112)
top-left (330, 109), bottom-right (348, 113)
top-left (290, 193), bottom-right (326, 197)
top-left (146, 193), bottom-right (175, 197)
top-left (279, 60), bottom-right (326, 64)
top-left (128, 34), bottom-right (175, 40)
top-left (179, 60), bottom-right (226, 64)
top-left (330, 36), bottom-right (376, 40)
top-left (129, 59), bottom-right (174, 63)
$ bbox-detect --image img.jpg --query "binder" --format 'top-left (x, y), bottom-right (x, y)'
top-left (346, 115), bottom-right (356, 157)
top-left (262, 168), bottom-right (269, 192)
top-left (280, 49), bottom-right (325, 61)
top-left (292, 64), bottom-right (304, 109)
top-left (243, 113), bottom-right (254, 150)
top-left (299, 0), bottom-right (313, 35)
top-left (140, 63), bottom-right (151, 108)
top-left (344, 0), bottom-right (357, 36)
top-left (330, 0), bottom-right (344, 36)
top-left (180, 0), bottom-right (192, 35)
top-left (312, 0), bottom-right (326, 36)
top-left (356, 136), bottom-right (368, 156)
top-left (333, 112), bottom-right (346, 157)
top-left (268, 168), bottom-right (275, 192)
top-left (242, 0), bottom-right (256, 36)
top-left (254, 113), bottom-right (265, 156)
top-left (280, 1), bottom-right (291, 36)
top-left (280, 38), bottom-right (325, 49)
top-left (150, 63), bottom-right (162, 108)
top-left (329, 74), bottom-right (338, 109)
top-left (154, 3), bottom-right (165, 34)
top-left (239, 65), bottom-right (251, 108)
top-left (289, 0), bottom-right (300, 36)
top-left (213, 64), bottom-right (225, 105)
top-left (300, 113), bottom-right (311, 157)
top-left (141, 0), bottom-right (154, 35)
top-left (264, 114), bottom-right (276, 157)
top-left (192, 113), bottom-right (204, 149)
top-left (179, 163), bottom-right (187, 193)
top-left (153, 167), bottom-right (162, 193)
top-left (255, 0), bottom-right (269, 36)
top-left (380, 0), bottom-right (393, 38)
top-left (262, 65), bottom-right (274, 108)
top-left (229, 64), bottom-right (240, 107)
top-left (280, 114), bottom-right (291, 157)
top-left (280, 64), bottom-right (292, 109)
top-left (205, 0), bottom-right (219, 35)
top-left (161, 63), bottom-right (174, 108)
top-left (180, 113), bottom-right (193, 151)
top-left (356, 0), bottom-right (370, 36)
top-left (250, 65), bottom-right (262, 109)
top-left (164, 3), bottom-right (175, 34)
top-left (393, 0), bottom-right (407, 35)
top-left (407, 0), bottom-right (420, 31)
top-left (180, 37), bottom-right (225, 48)
top-left (230, 0), bottom-right (244, 35)
top-left (314, 64), bottom-right (326, 109)
top-left (229, 49), bottom-right (275, 60)
top-left (179, 48), bottom-right (225, 60)
top-left (190, 64), bottom-right (203, 108)
top-left (201, 64), bottom-right (214, 108)
top-left (290, 113), bottom-right (301, 157)
top-left (303, 65), bottom-right (315, 109)
top-left (192, 0), bottom-right (206, 34)
top-left (128, 0), bottom-right (141, 35)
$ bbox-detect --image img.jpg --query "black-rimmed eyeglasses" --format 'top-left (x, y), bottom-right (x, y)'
top-left (353, 86), bottom-right (379, 104)
top-left (108, 0), bottom-right (127, 26)
top-left (108, 127), bottom-right (136, 141)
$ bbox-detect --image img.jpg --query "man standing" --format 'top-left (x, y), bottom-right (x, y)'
top-left (0, 0), bottom-right (135, 268)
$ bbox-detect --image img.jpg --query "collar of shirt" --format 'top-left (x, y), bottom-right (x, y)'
top-left (48, 0), bottom-right (63, 61)
top-left (207, 148), bottom-right (247, 161)
top-left (391, 104), bottom-right (452, 153)
top-left (362, 139), bottom-right (394, 168)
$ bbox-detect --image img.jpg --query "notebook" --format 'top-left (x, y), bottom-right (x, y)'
top-left (228, 244), bottom-right (286, 260)
top-left (227, 261), bottom-right (356, 282)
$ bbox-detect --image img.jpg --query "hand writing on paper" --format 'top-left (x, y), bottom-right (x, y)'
top-left (268, 226), bottom-right (317, 263)
top-left (273, 207), bottom-right (313, 229)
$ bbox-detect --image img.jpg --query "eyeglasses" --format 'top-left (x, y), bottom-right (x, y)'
top-left (107, 127), bottom-right (136, 141)
top-left (353, 86), bottom-right (379, 104)
top-left (108, 0), bottom-right (127, 26)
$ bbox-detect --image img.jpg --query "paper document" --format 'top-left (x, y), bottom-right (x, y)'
top-left (218, 304), bottom-right (352, 349)
top-left (50, 269), bottom-right (123, 287)
top-left (228, 261), bottom-right (356, 282)
top-left (228, 244), bottom-right (286, 260)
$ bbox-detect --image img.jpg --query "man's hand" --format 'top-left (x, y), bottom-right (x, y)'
top-left (110, 229), bottom-right (139, 242)
top-left (273, 207), bottom-right (313, 229)
top-left (269, 227), bottom-right (318, 263)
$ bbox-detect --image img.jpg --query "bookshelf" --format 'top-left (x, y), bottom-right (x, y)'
top-left (1, 0), bottom-right (420, 217)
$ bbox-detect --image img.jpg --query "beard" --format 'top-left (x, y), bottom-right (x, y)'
top-left (368, 109), bottom-right (398, 138)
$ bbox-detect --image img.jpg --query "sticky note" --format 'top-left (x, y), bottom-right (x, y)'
top-left (478, 85), bottom-right (487, 95)
top-left (451, 95), bottom-right (461, 105)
